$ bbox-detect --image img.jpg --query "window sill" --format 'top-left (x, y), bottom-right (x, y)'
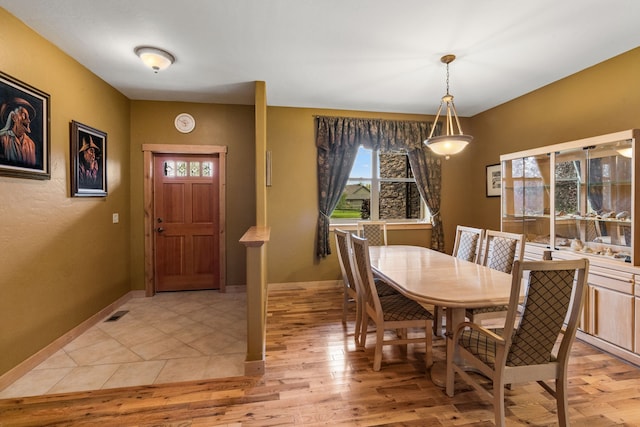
top-left (329, 221), bottom-right (432, 232)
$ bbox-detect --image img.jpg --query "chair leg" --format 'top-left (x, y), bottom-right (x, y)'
top-left (434, 306), bottom-right (443, 337)
top-left (493, 377), bottom-right (506, 427)
top-left (358, 307), bottom-right (369, 350)
top-left (373, 324), bottom-right (384, 371)
top-left (425, 320), bottom-right (433, 368)
top-left (342, 289), bottom-right (348, 325)
top-left (359, 313), bottom-right (368, 350)
top-left (398, 328), bottom-right (408, 355)
top-left (556, 376), bottom-right (570, 427)
top-left (354, 298), bottom-right (362, 347)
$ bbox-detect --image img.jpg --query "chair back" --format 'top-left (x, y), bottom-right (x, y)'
top-left (480, 230), bottom-right (525, 274)
top-left (503, 259), bottom-right (588, 367)
top-left (452, 225), bottom-right (484, 263)
top-left (334, 229), bottom-right (357, 294)
top-left (357, 221), bottom-right (387, 246)
top-left (350, 235), bottom-right (382, 315)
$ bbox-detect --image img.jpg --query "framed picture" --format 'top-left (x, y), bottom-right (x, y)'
top-left (0, 71), bottom-right (50, 180)
top-left (486, 163), bottom-right (501, 197)
top-left (70, 120), bottom-right (107, 197)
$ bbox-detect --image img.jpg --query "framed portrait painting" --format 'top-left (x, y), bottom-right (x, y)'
top-left (0, 71), bottom-right (50, 180)
top-left (70, 120), bottom-right (107, 197)
top-left (486, 163), bottom-right (501, 197)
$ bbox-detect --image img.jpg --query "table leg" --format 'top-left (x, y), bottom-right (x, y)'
top-left (430, 307), bottom-right (465, 387)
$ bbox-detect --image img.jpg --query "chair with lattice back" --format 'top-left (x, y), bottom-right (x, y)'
top-left (357, 220), bottom-right (388, 246)
top-left (334, 228), bottom-right (363, 345)
top-left (446, 258), bottom-right (589, 427)
top-left (334, 228), bottom-right (397, 347)
top-left (452, 225), bottom-right (484, 263)
top-left (465, 229), bottom-right (525, 324)
top-left (350, 234), bottom-right (433, 371)
top-left (433, 225), bottom-right (484, 336)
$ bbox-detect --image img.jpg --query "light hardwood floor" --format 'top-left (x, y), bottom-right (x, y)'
top-left (2, 281), bottom-right (640, 426)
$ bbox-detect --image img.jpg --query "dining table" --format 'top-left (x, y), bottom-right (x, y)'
top-left (368, 244), bottom-right (516, 386)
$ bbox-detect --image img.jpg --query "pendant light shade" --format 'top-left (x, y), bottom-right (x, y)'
top-left (424, 55), bottom-right (473, 159)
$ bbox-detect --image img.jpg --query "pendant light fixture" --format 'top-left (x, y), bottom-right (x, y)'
top-left (424, 54), bottom-right (473, 159)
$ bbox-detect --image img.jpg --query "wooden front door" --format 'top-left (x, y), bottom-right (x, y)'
top-left (153, 153), bottom-right (220, 291)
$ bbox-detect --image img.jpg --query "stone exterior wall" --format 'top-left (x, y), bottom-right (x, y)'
top-left (379, 153), bottom-right (420, 219)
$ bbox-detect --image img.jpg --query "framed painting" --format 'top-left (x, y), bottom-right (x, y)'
top-left (0, 71), bottom-right (50, 179)
top-left (70, 120), bottom-right (107, 197)
top-left (486, 163), bottom-right (501, 197)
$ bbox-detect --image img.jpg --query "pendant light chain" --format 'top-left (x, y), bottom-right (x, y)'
top-left (445, 61), bottom-right (450, 96)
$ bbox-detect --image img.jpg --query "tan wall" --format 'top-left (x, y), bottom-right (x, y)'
top-left (0, 9), bottom-right (131, 376)
top-left (467, 47), bottom-right (640, 233)
top-left (265, 107), bottom-right (465, 283)
top-left (129, 101), bottom-right (256, 288)
top-left (3, 3), bottom-right (639, 378)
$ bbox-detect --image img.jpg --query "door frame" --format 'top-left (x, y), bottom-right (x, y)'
top-left (142, 144), bottom-right (227, 296)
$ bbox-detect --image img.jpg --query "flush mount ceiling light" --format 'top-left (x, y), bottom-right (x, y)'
top-left (424, 54), bottom-right (473, 159)
top-left (134, 46), bottom-right (175, 73)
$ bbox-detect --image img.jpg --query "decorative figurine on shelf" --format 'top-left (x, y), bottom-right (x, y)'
top-left (616, 211), bottom-right (630, 220)
top-left (571, 238), bottom-right (584, 251)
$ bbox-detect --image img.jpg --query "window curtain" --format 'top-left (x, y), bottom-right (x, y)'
top-left (316, 115), bottom-right (443, 257)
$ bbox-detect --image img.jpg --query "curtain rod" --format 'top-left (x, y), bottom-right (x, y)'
top-left (313, 114), bottom-right (432, 124)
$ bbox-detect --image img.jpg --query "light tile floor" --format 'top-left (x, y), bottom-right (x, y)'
top-left (0, 290), bottom-right (247, 398)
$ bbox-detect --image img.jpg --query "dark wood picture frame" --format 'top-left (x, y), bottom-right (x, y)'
top-left (70, 120), bottom-right (107, 197)
top-left (486, 163), bottom-right (501, 197)
top-left (0, 71), bottom-right (50, 180)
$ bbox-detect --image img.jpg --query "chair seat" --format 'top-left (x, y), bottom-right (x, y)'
top-left (466, 305), bottom-right (508, 317)
top-left (379, 294), bottom-right (434, 322)
top-left (458, 328), bottom-right (506, 368)
top-left (374, 278), bottom-right (398, 297)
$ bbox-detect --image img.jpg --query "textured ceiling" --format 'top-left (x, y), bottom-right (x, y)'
top-left (1, 0), bottom-right (639, 116)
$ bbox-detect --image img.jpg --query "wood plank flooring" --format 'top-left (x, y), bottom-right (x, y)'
top-left (2, 281), bottom-right (640, 426)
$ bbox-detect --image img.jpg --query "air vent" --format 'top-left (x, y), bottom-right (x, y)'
top-left (105, 310), bottom-right (129, 322)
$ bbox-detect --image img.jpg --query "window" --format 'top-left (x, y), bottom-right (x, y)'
top-left (162, 160), bottom-right (214, 178)
top-left (331, 146), bottom-right (427, 223)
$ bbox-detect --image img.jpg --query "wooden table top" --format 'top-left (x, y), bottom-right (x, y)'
top-left (369, 245), bottom-right (515, 309)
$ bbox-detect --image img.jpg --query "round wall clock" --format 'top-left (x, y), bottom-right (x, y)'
top-left (174, 113), bottom-right (196, 133)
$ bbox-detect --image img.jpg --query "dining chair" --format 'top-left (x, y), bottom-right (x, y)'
top-left (434, 225), bottom-right (485, 335)
top-left (452, 225), bottom-right (484, 263)
top-left (350, 234), bottom-right (433, 371)
top-left (357, 220), bottom-right (388, 246)
top-left (446, 258), bottom-right (589, 427)
top-left (465, 229), bottom-right (525, 324)
top-left (334, 229), bottom-right (397, 347)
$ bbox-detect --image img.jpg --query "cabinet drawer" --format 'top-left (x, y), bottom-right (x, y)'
top-left (588, 267), bottom-right (634, 294)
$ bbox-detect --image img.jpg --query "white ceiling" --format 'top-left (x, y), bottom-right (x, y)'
top-left (1, 0), bottom-right (639, 116)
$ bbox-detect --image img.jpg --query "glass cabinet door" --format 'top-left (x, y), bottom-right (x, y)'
top-left (501, 153), bottom-right (551, 246)
top-left (554, 147), bottom-right (585, 249)
top-left (554, 139), bottom-right (633, 262)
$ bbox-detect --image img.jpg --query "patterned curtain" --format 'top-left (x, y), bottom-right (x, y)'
top-left (406, 147), bottom-right (444, 252)
top-left (316, 116), bottom-right (443, 257)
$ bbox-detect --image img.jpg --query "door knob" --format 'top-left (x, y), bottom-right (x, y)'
top-left (156, 227), bottom-right (164, 233)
